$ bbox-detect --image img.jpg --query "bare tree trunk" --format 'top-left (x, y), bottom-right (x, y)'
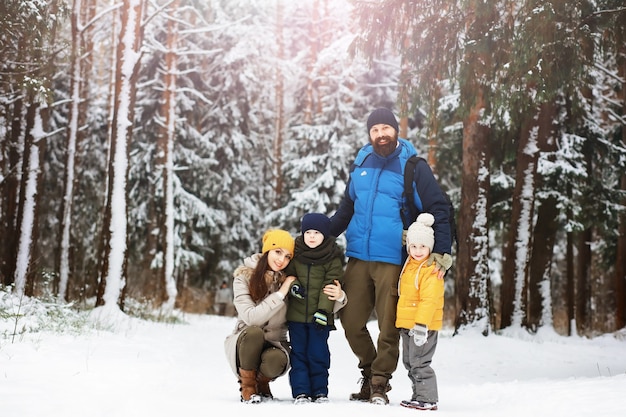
top-left (158, 0), bottom-right (180, 311)
top-left (426, 83), bottom-right (441, 171)
top-left (302, 0), bottom-right (319, 126)
top-left (66, 0), bottom-right (97, 303)
top-left (454, 0), bottom-right (494, 334)
top-left (576, 206), bottom-right (592, 334)
top-left (527, 195), bottom-right (558, 329)
top-left (566, 200), bottom-right (575, 335)
top-left (573, 6), bottom-right (598, 336)
top-left (97, 0), bottom-right (144, 309)
top-left (57, 0), bottom-right (87, 300)
top-left (272, 1), bottom-right (285, 209)
top-left (13, 0), bottom-right (60, 295)
top-left (398, 32), bottom-right (411, 140)
top-left (14, 97), bottom-right (42, 297)
top-left (500, 106), bottom-right (541, 330)
top-left (615, 38), bottom-right (626, 330)
top-left (0, 96), bottom-right (23, 288)
top-left (526, 101), bottom-right (559, 331)
top-left (617, 173), bottom-right (626, 330)
top-left (94, 0), bottom-right (120, 305)
top-left (454, 88), bottom-right (491, 334)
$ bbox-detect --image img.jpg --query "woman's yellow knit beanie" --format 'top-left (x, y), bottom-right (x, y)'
top-left (262, 229), bottom-right (294, 257)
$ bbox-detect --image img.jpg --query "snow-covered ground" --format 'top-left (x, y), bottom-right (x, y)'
top-left (1, 307), bottom-right (625, 417)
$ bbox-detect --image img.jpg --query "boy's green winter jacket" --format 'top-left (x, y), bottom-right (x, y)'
top-left (284, 235), bottom-right (345, 328)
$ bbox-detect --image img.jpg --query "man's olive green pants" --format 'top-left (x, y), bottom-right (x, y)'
top-left (339, 258), bottom-right (401, 381)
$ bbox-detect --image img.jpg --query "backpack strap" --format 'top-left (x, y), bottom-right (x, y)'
top-left (401, 155), bottom-right (423, 228)
top-left (403, 155), bottom-right (458, 252)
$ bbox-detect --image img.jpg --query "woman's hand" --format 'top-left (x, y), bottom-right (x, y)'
top-left (323, 279), bottom-right (344, 301)
top-left (279, 275), bottom-right (297, 297)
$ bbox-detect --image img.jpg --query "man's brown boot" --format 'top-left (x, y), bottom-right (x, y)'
top-left (369, 375), bottom-right (391, 405)
top-left (238, 368), bottom-right (261, 403)
top-left (256, 372), bottom-right (273, 400)
top-left (349, 376), bottom-right (370, 401)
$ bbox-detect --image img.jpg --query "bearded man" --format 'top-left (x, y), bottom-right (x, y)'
top-left (329, 108), bottom-right (452, 405)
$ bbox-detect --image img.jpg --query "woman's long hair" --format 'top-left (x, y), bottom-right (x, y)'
top-left (249, 252), bottom-right (270, 303)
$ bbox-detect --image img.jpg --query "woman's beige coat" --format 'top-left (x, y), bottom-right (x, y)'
top-left (224, 254), bottom-right (291, 377)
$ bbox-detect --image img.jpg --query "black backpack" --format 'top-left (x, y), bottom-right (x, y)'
top-left (402, 155), bottom-right (458, 251)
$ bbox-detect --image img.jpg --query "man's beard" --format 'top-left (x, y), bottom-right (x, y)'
top-left (371, 133), bottom-right (398, 157)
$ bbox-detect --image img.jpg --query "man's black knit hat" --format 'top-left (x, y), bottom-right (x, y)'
top-left (367, 108), bottom-right (399, 133)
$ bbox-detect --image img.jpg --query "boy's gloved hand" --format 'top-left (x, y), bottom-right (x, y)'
top-left (408, 324), bottom-right (428, 346)
top-left (290, 283), bottom-right (306, 299)
top-left (313, 310), bottom-right (328, 327)
top-left (427, 253), bottom-right (453, 271)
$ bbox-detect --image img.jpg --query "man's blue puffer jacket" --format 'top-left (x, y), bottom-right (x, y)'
top-left (331, 138), bottom-right (451, 266)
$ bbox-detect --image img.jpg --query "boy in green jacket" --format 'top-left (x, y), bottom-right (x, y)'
top-left (285, 213), bottom-right (346, 404)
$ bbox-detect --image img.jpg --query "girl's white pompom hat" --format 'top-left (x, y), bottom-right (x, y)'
top-left (406, 213), bottom-right (435, 252)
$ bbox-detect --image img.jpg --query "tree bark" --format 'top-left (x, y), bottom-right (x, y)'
top-left (566, 193), bottom-right (575, 335)
top-left (97, 0), bottom-right (144, 309)
top-left (454, 0), bottom-right (494, 334)
top-left (575, 225), bottom-right (592, 334)
top-left (57, 0), bottom-right (88, 300)
top-left (13, 0), bottom-right (60, 296)
top-left (14, 97), bottom-right (41, 297)
top-left (500, 106), bottom-right (541, 330)
top-left (0, 96), bottom-right (22, 288)
top-left (454, 87), bottom-right (492, 334)
top-left (527, 195), bottom-right (558, 330)
top-left (159, 0), bottom-right (180, 310)
top-left (272, 1), bottom-right (285, 209)
top-left (614, 33), bottom-right (626, 330)
top-left (526, 101), bottom-right (559, 331)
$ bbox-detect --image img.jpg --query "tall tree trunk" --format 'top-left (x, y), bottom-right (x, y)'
top-left (576, 225), bottom-right (592, 334)
top-left (158, 0), bottom-right (180, 311)
top-left (272, 1), bottom-right (285, 209)
top-left (303, 0), bottom-right (319, 126)
top-left (454, 88), bottom-right (491, 334)
top-left (0, 26), bottom-right (33, 289)
top-left (526, 101), bottom-right (559, 331)
top-left (94, 0), bottom-right (120, 305)
top-left (566, 192), bottom-right (575, 335)
top-left (500, 105), bottom-right (541, 330)
top-left (617, 173), bottom-right (626, 330)
top-left (57, 0), bottom-right (86, 300)
top-left (65, 0), bottom-right (97, 303)
top-left (575, 143), bottom-right (594, 335)
top-left (13, 0), bottom-right (59, 296)
top-left (398, 32), bottom-right (412, 140)
top-left (573, 2), bottom-right (598, 336)
top-left (614, 33), bottom-right (626, 330)
top-left (527, 195), bottom-right (558, 330)
top-left (0, 96), bottom-right (23, 288)
top-left (14, 97), bottom-right (43, 297)
top-left (426, 82), bottom-right (441, 171)
top-left (454, 0), bottom-right (494, 334)
top-left (64, 0), bottom-right (97, 302)
top-left (96, 0), bottom-right (144, 309)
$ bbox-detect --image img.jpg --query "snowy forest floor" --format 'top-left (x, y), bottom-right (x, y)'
top-left (1, 298), bottom-right (625, 417)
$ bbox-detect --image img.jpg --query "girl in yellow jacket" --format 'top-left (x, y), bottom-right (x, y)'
top-left (395, 213), bottom-right (445, 411)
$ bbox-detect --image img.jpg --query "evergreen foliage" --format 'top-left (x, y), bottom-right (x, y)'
top-left (0, 0), bottom-right (624, 334)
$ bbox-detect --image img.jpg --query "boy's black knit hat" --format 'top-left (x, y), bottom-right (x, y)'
top-left (301, 213), bottom-right (331, 238)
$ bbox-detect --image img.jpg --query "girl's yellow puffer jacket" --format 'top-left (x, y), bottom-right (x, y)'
top-left (395, 257), bottom-right (445, 331)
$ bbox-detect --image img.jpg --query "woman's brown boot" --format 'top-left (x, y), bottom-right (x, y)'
top-left (238, 368), bottom-right (261, 403)
top-left (256, 373), bottom-right (273, 400)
